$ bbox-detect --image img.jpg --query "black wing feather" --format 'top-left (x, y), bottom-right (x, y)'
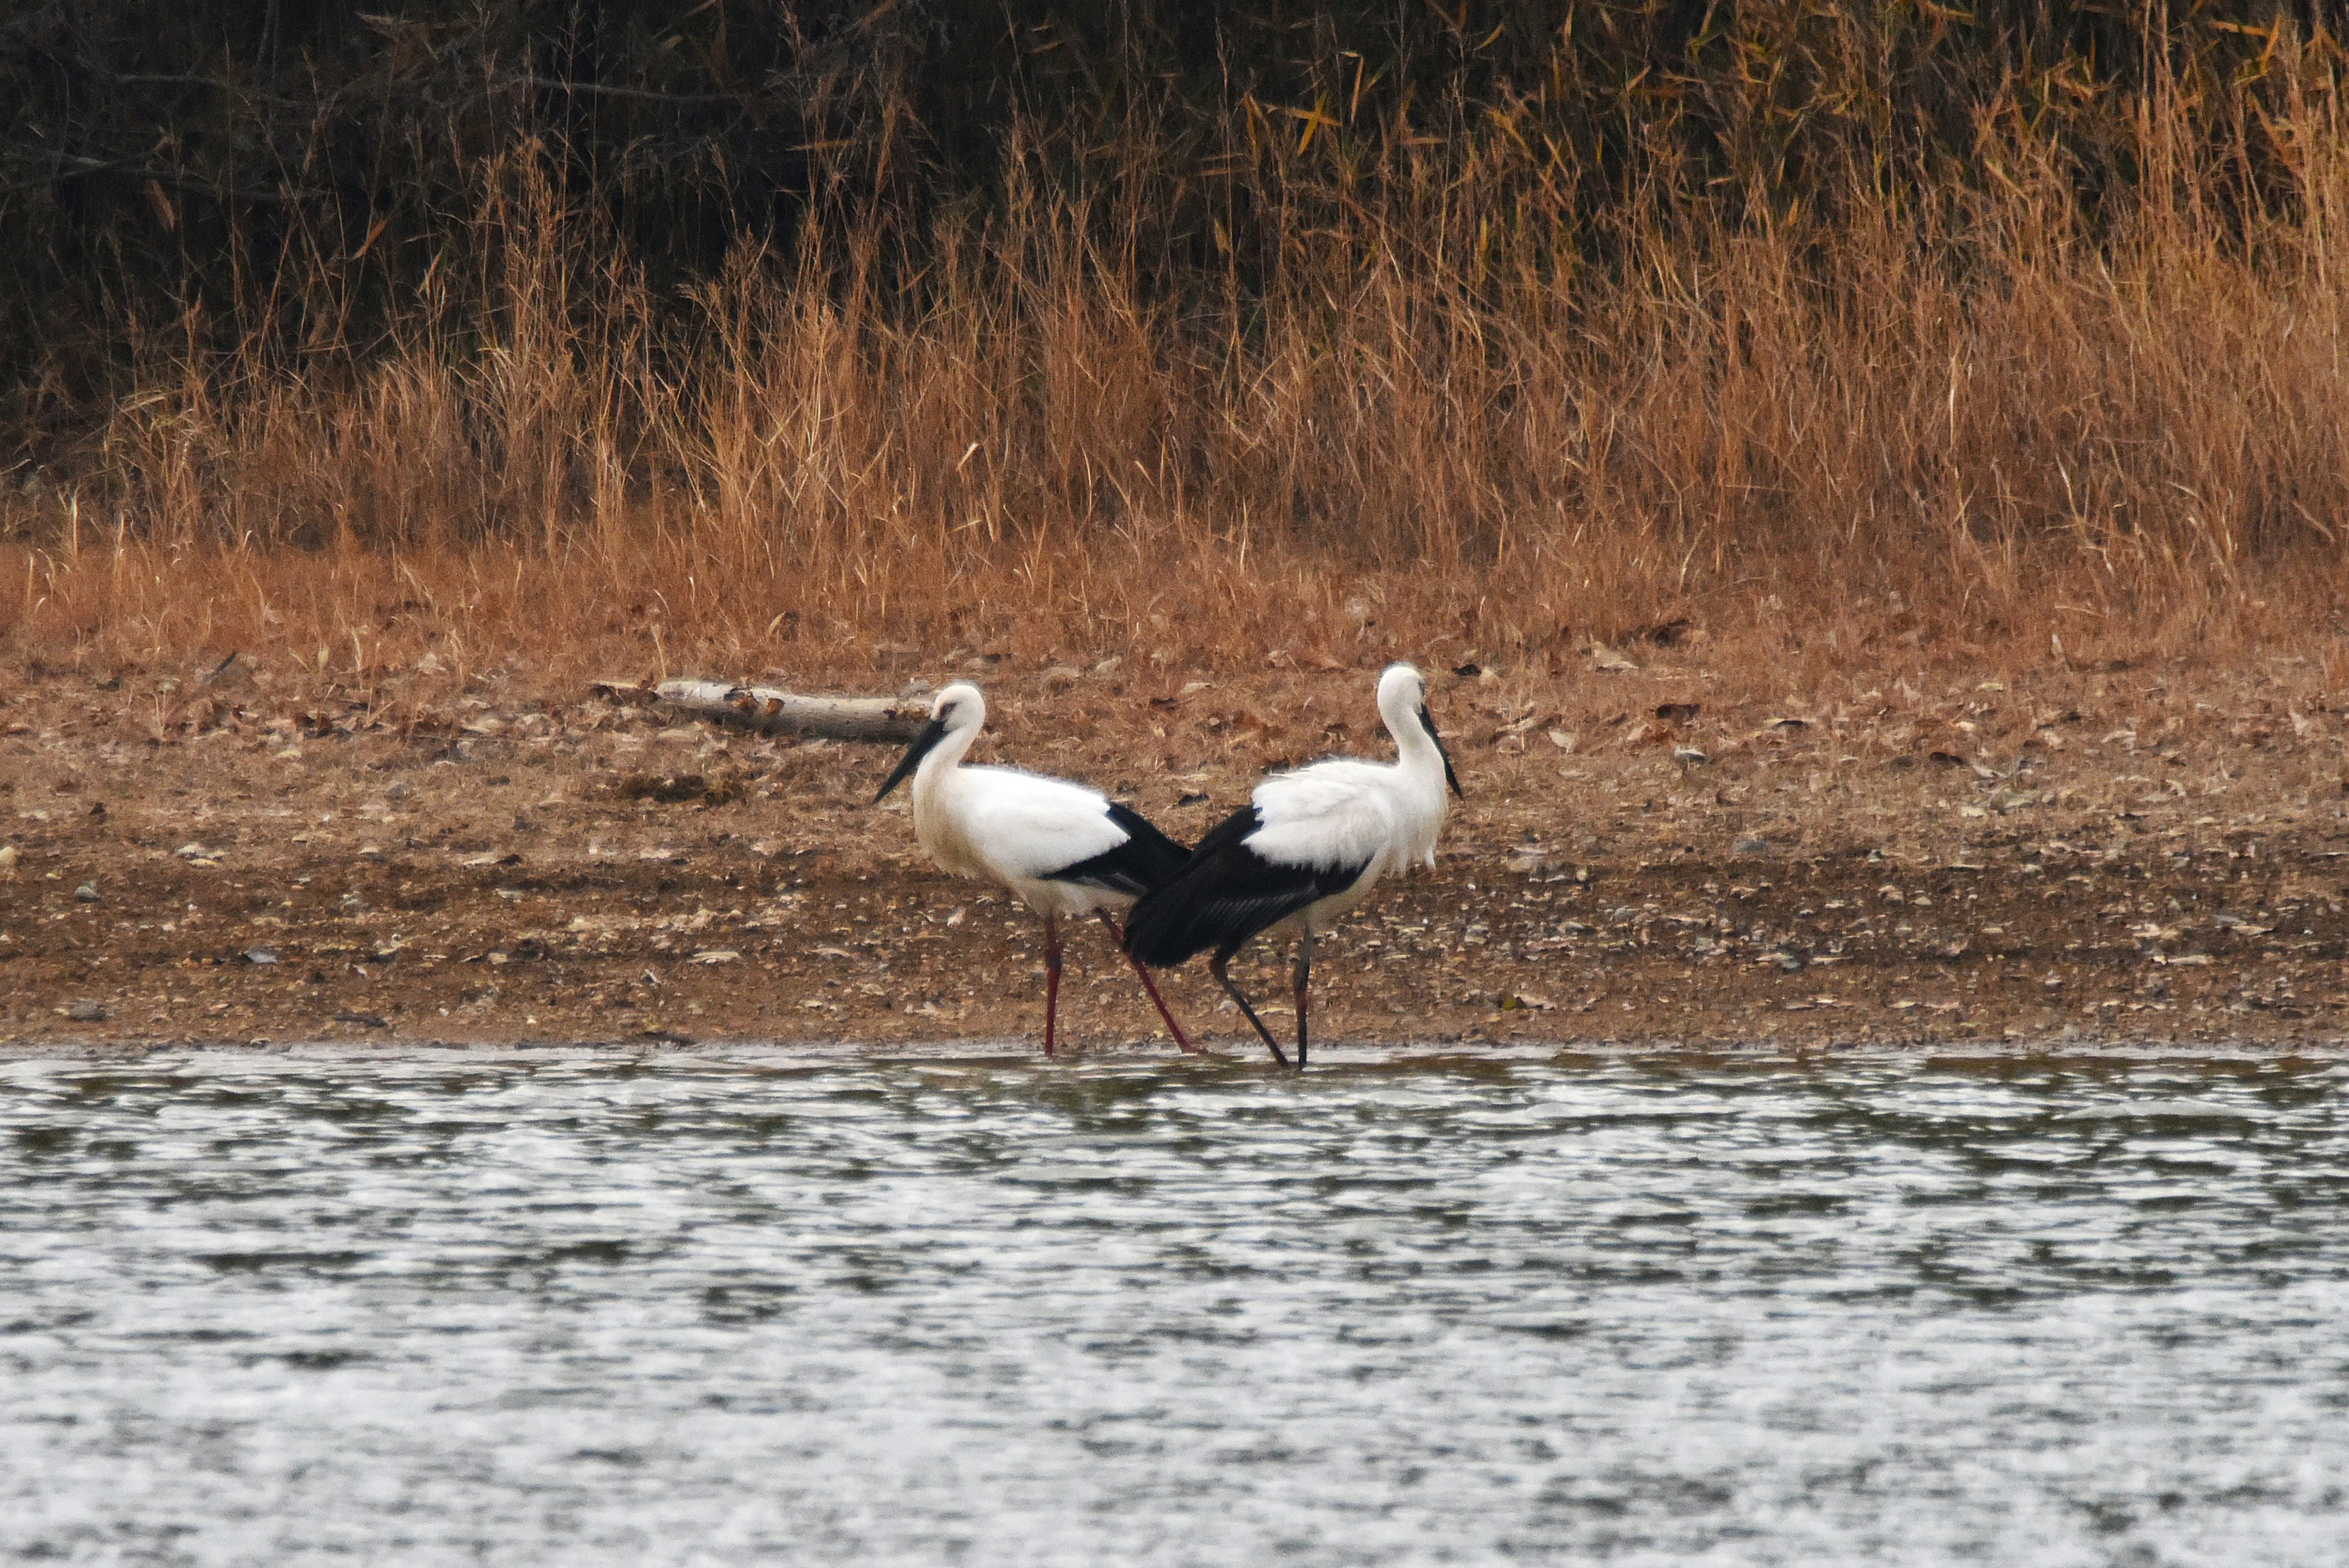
top-left (1122, 806), bottom-right (1368, 967)
top-left (1040, 801), bottom-right (1192, 898)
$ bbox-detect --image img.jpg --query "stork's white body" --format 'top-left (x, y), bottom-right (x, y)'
top-left (910, 751), bottom-right (1145, 921)
top-left (1246, 740), bottom-right (1451, 938)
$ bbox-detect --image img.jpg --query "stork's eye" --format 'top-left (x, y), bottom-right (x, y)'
top-left (937, 702), bottom-right (957, 720)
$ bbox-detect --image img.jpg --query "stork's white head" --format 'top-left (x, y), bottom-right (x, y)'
top-left (1376, 663), bottom-right (1425, 717)
top-left (929, 681), bottom-right (987, 735)
top-left (1376, 662), bottom-right (1462, 798)
top-left (874, 681), bottom-right (987, 803)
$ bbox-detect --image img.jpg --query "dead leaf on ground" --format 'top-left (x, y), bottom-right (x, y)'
top-left (589, 678), bottom-right (658, 705)
top-left (1589, 643), bottom-right (1640, 673)
top-left (614, 772), bottom-right (745, 806)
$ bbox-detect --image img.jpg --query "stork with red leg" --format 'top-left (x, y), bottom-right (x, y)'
top-left (873, 682), bottom-right (1195, 1055)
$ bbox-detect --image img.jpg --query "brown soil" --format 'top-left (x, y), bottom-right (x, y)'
top-left (5, 647), bottom-right (2347, 1057)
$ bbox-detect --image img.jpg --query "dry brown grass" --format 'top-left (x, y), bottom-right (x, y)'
top-left (7, 64), bottom-right (2349, 712)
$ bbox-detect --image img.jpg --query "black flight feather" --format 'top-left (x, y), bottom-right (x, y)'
top-left (1040, 801), bottom-right (1191, 898)
top-left (1122, 805), bottom-right (1368, 967)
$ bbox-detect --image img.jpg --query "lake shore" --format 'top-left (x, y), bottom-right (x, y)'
top-left (5, 651), bottom-right (2345, 1054)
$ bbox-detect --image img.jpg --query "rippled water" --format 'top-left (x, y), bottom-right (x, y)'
top-left (5, 1047), bottom-right (2348, 1566)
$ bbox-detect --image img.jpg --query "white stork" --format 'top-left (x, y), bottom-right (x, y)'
top-left (872, 681), bottom-right (1195, 1055)
top-left (1123, 662), bottom-right (1461, 1066)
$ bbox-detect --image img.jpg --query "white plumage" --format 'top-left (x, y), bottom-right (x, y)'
top-left (874, 682), bottom-right (1194, 1055)
top-left (907, 772), bottom-right (1139, 912)
top-left (1124, 663), bottom-right (1461, 1066)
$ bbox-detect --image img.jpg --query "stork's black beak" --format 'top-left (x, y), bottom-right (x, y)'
top-left (1420, 704), bottom-right (1463, 798)
top-left (874, 718), bottom-right (948, 803)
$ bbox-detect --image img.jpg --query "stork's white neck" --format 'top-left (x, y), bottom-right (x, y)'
top-left (1379, 684), bottom-right (1444, 786)
top-left (913, 718), bottom-right (981, 809)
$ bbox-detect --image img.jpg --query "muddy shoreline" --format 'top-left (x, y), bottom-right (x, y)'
top-left (6, 656), bottom-right (2347, 1055)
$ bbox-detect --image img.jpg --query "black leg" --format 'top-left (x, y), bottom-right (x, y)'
top-left (1209, 951), bottom-right (1289, 1066)
top-left (1042, 915), bottom-right (1061, 1057)
top-left (1292, 929), bottom-right (1312, 1069)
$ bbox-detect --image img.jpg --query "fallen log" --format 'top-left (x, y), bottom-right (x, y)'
top-left (637, 678), bottom-right (929, 743)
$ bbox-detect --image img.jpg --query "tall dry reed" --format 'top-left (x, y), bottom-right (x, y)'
top-left (6, 25), bottom-right (2348, 696)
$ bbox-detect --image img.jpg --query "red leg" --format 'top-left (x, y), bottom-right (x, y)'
top-left (1042, 915), bottom-right (1062, 1057)
top-left (1099, 912), bottom-right (1196, 1052)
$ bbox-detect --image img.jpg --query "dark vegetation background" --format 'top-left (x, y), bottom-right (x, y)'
top-left (6, 1), bottom-right (2333, 455)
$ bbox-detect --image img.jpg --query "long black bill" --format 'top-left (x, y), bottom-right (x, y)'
top-left (1419, 704), bottom-right (1464, 798)
top-left (873, 718), bottom-right (949, 803)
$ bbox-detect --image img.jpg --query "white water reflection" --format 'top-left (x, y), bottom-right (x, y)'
top-left (4, 1048), bottom-right (2347, 1565)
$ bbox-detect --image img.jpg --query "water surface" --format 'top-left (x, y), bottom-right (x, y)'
top-left (5, 1046), bottom-right (2347, 1565)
